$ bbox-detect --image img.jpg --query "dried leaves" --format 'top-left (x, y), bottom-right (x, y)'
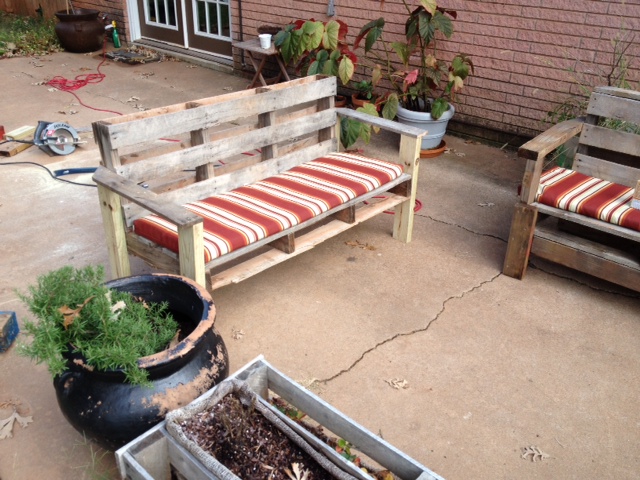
top-left (59, 295), bottom-right (94, 330)
top-left (385, 378), bottom-right (409, 389)
top-left (521, 445), bottom-right (550, 462)
top-left (345, 240), bottom-right (376, 250)
top-left (0, 400), bottom-right (33, 440)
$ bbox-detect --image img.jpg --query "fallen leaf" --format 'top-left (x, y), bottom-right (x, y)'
top-left (345, 240), bottom-right (376, 250)
top-left (0, 410), bottom-right (33, 440)
top-left (477, 202), bottom-right (495, 207)
top-left (455, 152), bottom-right (466, 157)
top-left (232, 328), bottom-right (244, 340)
top-left (385, 378), bottom-right (409, 389)
top-left (521, 445), bottom-right (550, 462)
top-left (127, 96), bottom-right (140, 102)
top-left (168, 329), bottom-right (181, 348)
top-left (60, 296), bottom-right (95, 329)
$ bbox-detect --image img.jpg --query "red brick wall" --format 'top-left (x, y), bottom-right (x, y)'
top-left (232, 0), bottom-right (640, 142)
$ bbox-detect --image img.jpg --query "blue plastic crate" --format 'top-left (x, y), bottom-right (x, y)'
top-left (0, 311), bottom-right (19, 352)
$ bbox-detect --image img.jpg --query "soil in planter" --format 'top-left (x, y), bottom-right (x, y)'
top-left (179, 392), bottom-right (338, 479)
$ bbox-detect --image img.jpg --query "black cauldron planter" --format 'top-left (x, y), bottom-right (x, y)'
top-left (54, 8), bottom-right (104, 53)
top-left (53, 274), bottom-right (229, 450)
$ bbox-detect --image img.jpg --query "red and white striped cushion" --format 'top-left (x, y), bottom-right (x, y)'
top-left (133, 153), bottom-right (404, 262)
top-left (536, 166), bottom-right (640, 231)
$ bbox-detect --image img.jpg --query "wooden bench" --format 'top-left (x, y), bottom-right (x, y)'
top-left (92, 76), bottom-right (425, 290)
top-left (503, 86), bottom-right (640, 291)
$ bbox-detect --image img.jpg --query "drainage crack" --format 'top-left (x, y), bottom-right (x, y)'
top-left (320, 272), bottom-right (502, 383)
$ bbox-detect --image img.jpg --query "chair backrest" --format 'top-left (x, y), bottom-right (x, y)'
top-left (573, 86), bottom-right (640, 188)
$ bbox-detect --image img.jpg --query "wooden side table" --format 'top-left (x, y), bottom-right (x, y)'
top-left (233, 38), bottom-right (291, 88)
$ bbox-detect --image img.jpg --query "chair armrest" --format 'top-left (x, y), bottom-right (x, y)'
top-left (336, 108), bottom-right (427, 139)
top-left (92, 166), bottom-right (202, 227)
top-left (518, 118), bottom-right (584, 161)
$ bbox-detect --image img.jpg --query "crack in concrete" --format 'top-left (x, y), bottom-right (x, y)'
top-left (418, 214), bottom-right (639, 299)
top-left (418, 213), bottom-right (508, 243)
top-left (320, 272), bottom-right (503, 384)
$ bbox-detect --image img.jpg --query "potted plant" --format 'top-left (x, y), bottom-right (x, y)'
top-left (351, 79), bottom-right (377, 108)
top-left (355, 0), bottom-right (473, 150)
top-left (18, 265), bottom-right (229, 449)
top-left (274, 19), bottom-right (357, 87)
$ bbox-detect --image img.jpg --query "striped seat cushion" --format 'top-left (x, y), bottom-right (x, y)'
top-left (536, 166), bottom-right (640, 231)
top-left (133, 153), bottom-right (404, 262)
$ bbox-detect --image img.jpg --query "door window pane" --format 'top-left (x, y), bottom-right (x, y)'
top-left (146, 0), bottom-right (177, 28)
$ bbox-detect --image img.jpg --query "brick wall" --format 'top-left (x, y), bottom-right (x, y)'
top-left (232, 0), bottom-right (640, 144)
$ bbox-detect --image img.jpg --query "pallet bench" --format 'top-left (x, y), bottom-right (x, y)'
top-left (503, 86), bottom-right (640, 291)
top-left (92, 76), bottom-right (425, 290)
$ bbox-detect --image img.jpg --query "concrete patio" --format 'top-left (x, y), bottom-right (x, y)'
top-left (0, 50), bottom-right (638, 480)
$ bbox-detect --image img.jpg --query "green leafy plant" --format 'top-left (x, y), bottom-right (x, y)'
top-left (274, 19), bottom-right (357, 86)
top-left (18, 265), bottom-right (179, 386)
top-left (355, 0), bottom-right (473, 120)
top-left (0, 12), bottom-right (61, 57)
top-left (353, 79), bottom-right (375, 100)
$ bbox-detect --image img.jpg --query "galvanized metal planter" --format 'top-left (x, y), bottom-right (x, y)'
top-left (115, 357), bottom-right (444, 480)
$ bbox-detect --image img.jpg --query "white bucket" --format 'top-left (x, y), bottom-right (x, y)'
top-left (259, 34), bottom-right (272, 49)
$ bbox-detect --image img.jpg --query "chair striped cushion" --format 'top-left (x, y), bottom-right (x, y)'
top-left (133, 153), bottom-right (404, 262)
top-left (536, 166), bottom-right (640, 231)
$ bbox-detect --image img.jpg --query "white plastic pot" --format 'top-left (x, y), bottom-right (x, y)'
top-left (396, 102), bottom-right (455, 150)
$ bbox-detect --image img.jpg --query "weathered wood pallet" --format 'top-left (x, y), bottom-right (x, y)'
top-left (92, 76), bottom-right (426, 290)
top-left (115, 357), bottom-right (445, 480)
top-left (503, 86), bottom-right (640, 292)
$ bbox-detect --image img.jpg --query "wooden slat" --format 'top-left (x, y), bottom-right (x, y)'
top-left (535, 203), bottom-right (640, 242)
top-left (126, 234), bottom-right (180, 273)
top-left (532, 221), bottom-right (640, 291)
top-left (503, 203), bottom-right (538, 279)
top-left (104, 77), bottom-right (337, 149)
top-left (579, 123), bottom-right (640, 158)
top-left (268, 233), bottom-right (295, 253)
top-left (209, 193), bottom-right (408, 289)
top-left (594, 86), bottom-right (640, 101)
top-left (587, 90), bottom-right (640, 124)
top-left (124, 140), bottom-right (336, 221)
top-left (573, 153), bottom-right (640, 188)
top-left (120, 109), bottom-right (337, 183)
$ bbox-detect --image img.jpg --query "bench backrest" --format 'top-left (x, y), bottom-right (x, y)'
top-left (573, 86), bottom-right (640, 188)
top-left (92, 75), bottom-right (338, 225)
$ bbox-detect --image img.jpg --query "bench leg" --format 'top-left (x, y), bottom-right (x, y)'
top-left (393, 134), bottom-right (421, 243)
top-left (178, 223), bottom-right (206, 288)
top-left (97, 185), bottom-right (131, 279)
top-left (503, 202), bottom-right (538, 279)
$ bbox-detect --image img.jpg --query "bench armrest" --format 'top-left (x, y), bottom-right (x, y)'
top-left (518, 118), bottom-right (584, 161)
top-left (518, 118), bottom-right (585, 204)
top-left (92, 166), bottom-right (202, 227)
top-left (336, 108), bottom-right (427, 139)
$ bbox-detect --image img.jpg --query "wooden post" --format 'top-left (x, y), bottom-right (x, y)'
top-left (178, 223), bottom-right (206, 288)
top-left (97, 185), bottom-right (131, 279)
top-left (503, 203), bottom-right (538, 279)
top-left (393, 134), bottom-right (421, 242)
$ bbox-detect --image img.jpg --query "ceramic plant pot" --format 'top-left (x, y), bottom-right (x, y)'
top-left (53, 273), bottom-right (229, 450)
top-left (396, 102), bottom-right (455, 150)
top-left (54, 9), bottom-right (104, 53)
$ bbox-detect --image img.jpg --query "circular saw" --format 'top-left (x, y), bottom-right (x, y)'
top-left (34, 121), bottom-right (83, 155)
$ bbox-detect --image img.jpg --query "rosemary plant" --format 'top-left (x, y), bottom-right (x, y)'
top-left (18, 265), bottom-right (178, 386)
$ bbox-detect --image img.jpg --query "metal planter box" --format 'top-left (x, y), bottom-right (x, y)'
top-left (116, 356), bottom-right (444, 480)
